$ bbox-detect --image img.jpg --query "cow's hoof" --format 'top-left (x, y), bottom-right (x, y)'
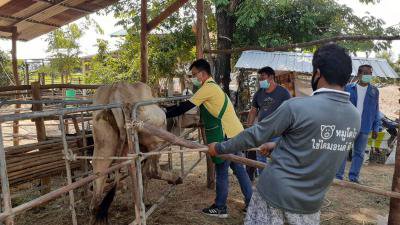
top-left (168, 177), bottom-right (183, 185)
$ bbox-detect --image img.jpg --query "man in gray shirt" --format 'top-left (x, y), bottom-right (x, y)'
top-left (246, 66), bottom-right (291, 180)
top-left (208, 43), bottom-right (360, 225)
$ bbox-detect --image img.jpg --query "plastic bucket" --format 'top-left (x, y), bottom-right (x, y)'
top-left (65, 89), bottom-right (76, 101)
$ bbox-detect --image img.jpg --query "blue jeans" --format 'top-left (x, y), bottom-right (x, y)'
top-left (336, 133), bottom-right (369, 182)
top-left (215, 152), bottom-right (253, 208)
top-left (256, 152), bottom-right (267, 174)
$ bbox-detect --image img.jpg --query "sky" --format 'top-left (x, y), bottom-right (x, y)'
top-left (0, 0), bottom-right (399, 60)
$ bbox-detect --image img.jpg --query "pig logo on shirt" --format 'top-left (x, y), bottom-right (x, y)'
top-left (321, 125), bottom-right (335, 140)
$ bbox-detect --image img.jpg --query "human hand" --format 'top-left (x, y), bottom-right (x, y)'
top-left (208, 142), bottom-right (218, 157)
top-left (259, 142), bottom-right (276, 157)
top-left (372, 131), bottom-right (378, 139)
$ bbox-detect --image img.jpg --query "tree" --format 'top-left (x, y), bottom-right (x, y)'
top-left (0, 49), bottom-right (13, 86)
top-left (234, 0), bottom-right (399, 53)
top-left (91, 0), bottom-right (197, 89)
top-left (214, 0), bottom-right (240, 95)
top-left (46, 23), bottom-right (83, 84)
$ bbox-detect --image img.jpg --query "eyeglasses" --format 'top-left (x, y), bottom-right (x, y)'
top-left (190, 71), bottom-right (202, 77)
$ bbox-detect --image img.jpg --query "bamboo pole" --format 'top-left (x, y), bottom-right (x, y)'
top-left (0, 160), bottom-right (133, 221)
top-left (131, 113), bottom-right (146, 225)
top-left (58, 115), bottom-right (78, 225)
top-left (125, 117), bottom-right (143, 225)
top-left (79, 112), bottom-right (89, 197)
top-left (138, 121), bottom-right (400, 199)
top-left (204, 34), bottom-right (400, 54)
top-left (0, 125), bottom-right (14, 225)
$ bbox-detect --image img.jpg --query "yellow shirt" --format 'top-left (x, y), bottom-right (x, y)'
top-left (189, 77), bottom-right (244, 138)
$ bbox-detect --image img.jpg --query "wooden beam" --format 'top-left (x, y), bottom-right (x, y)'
top-left (10, 0), bottom-right (70, 27)
top-left (0, 26), bottom-right (13, 33)
top-left (388, 96), bottom-right (400, 225)
top-left (204, 35), bottom-right (400, 54)
top-left (0, 0), bottom-right (11, 8)
top-left (195, 0), bottom-right (204, 59)
top-left (0, 14), bottom-right (60, 28)
top-left (140, 0), bottom-right (148, 83)
top-left (147, 0), bottom-right (189, 31)
top-left (34, 0), bottom-right (94, 14)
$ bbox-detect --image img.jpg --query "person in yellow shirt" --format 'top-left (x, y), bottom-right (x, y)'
top-left (165, 59), bottom-right (253, 218)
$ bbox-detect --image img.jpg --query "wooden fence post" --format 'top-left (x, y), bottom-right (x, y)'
top-left (388, 94), bottom-right (400, 224)
top-left (31, 82), bottom-right (50, 195)
top-left (24, 62), bottom-right (29, 85)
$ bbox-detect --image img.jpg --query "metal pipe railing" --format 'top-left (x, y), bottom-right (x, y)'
top-left (0, 103), bottom-right (121, 122)
top-left (0, 99), bottom-right (93, 107)
top-left (0, 96), bottom-right (190, 122)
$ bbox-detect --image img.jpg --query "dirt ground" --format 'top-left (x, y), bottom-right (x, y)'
top-left (379, 85), bottom-right (399, 120)
top-left (10, 150), bottom-right (394, 225)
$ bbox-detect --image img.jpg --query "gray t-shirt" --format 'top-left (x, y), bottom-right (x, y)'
top-left (216, 90), bottom-right (361, 214)
top-left (252, 85), bottom-right (291, 121)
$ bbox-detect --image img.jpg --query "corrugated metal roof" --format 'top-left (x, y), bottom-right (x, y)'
top-left (0, 0), bottom-right (118, 41)
top-left (235, 51), bottom-right (399, 79)
top-left (110, 29), bottom-right (127, 37)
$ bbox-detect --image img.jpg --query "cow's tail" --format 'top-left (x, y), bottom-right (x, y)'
top-left (94, 184), bottom-right (117, 224)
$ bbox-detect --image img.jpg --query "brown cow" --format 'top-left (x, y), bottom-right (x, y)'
top-left (90, 82), bottom-right (182, 224)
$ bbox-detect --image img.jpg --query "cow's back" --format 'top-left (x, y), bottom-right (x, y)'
top-left (93, 82), bottom-right (166, 131)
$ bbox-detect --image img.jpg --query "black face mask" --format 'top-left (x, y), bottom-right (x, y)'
top-left (311, 71), bottom-right (320, 91)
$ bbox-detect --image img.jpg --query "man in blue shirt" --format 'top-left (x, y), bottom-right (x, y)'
top-left (336, 64), bottom-right (380, 183)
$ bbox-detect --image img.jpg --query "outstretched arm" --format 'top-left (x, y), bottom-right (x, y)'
top-left (214, 102), bottom-right (293, 154)
top-left (165, 101), bottom-right (196, 118)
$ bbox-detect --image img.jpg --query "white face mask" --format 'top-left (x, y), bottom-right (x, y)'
top-left (361, 74), bottom-right (372, 83)
top-left (191, 78), bottom-right (201, 87)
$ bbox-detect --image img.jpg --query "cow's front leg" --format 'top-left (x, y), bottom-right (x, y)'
top-left (147, 155), bottom-right (183, 185)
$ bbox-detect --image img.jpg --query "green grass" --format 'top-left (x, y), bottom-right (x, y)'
top-left (27, 73), bottom-right (86, 84)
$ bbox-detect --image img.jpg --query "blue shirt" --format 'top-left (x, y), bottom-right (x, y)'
top-left (345, 83), bottom-right (380, 134)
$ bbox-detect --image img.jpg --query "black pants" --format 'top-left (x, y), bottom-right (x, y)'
top-left (245, 150), bottom-right (257, 181)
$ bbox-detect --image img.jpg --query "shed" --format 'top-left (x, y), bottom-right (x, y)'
top-left (235, 50), bottom-right (399, 97)
top-left (235, 50), bottom-right (398, 79)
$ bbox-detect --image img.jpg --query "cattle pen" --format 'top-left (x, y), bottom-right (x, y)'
top-left (0, 93), bottom-right (217, 225)
top-left (0, 0), bottom-right (400, 224)
top-left (0, 88), bottom-right (399, 224)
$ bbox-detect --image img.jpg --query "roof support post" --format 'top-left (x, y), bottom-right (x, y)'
top-left (196, 0), bottom-right (204, 59)
top-left (11, 27), bottom-right (20, 147)
top-left (140, 0), bottom-right (148, 83)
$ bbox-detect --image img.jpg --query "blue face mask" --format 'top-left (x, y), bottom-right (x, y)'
top-left (259, 80), bottom-right (270, 89)
top-left (361, 74), bottom-right (372, 83)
